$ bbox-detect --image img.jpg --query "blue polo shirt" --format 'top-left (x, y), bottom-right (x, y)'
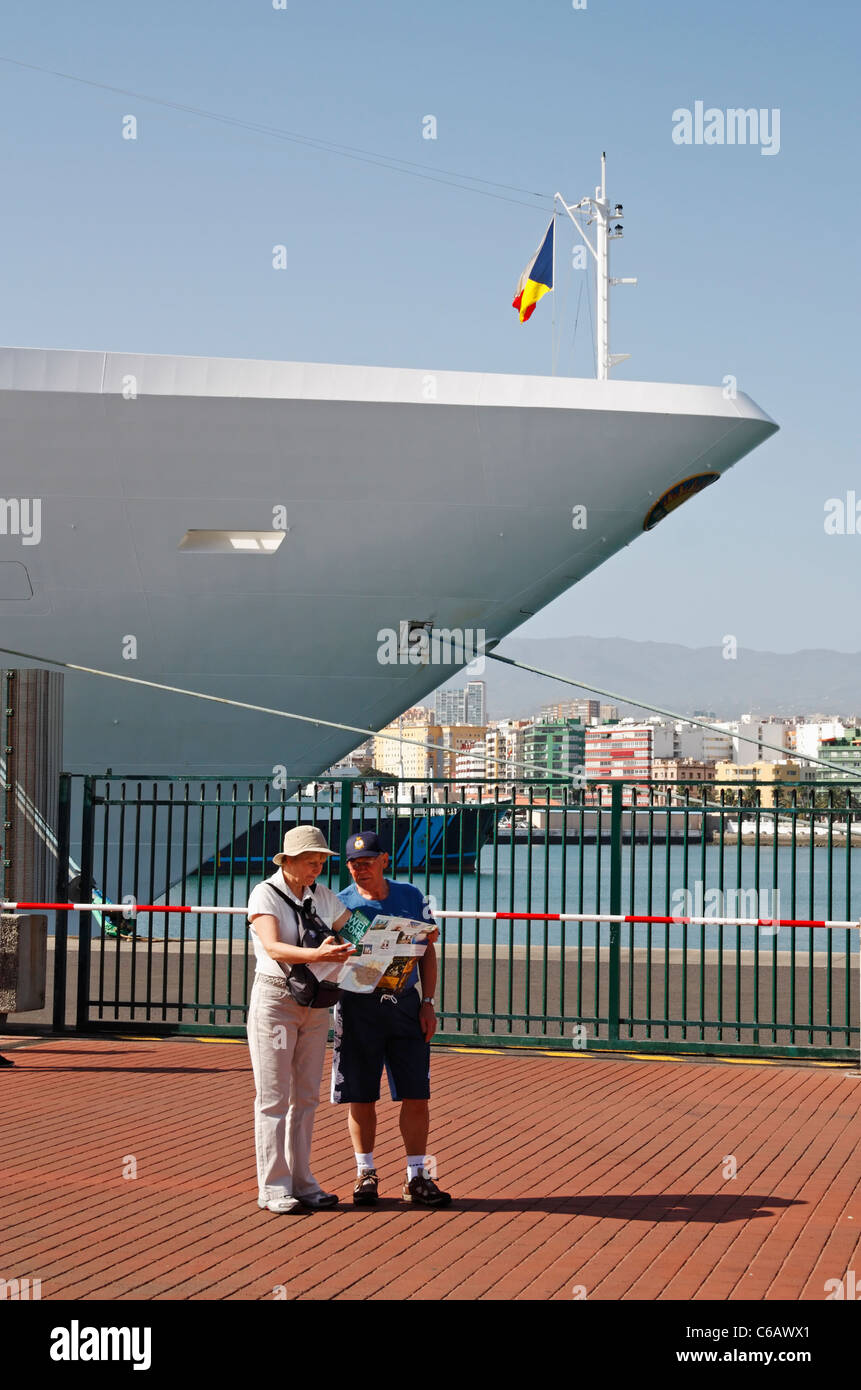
top-left (337, 879), bottom-right (432, 993)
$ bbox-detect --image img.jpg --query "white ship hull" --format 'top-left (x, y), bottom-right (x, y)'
top-left (0, 348), bottom-right (777, 777)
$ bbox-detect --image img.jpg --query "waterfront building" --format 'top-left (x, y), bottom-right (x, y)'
top-left (374, 722), bottom-right (487, 780)
top-left (817, 734), bottom-right (861, 783)
top-left (373, 720), bottom-right (443, 779)
top-left (646, 720), bottom-right (675, 758)
top-left (677, 723), bottom-right (733, 763)
top-left (437, 725), bottom-right (488, 778)
top-left (648, 720), bottom-right (732, 763)
top-left (794, 720), bottom-right (846, 767)
top-left (454, 742), bottom-right (487, 790)
top-left (652, 757), bottom-right (714, 784)
top-left (484, 720), bottom-right (529, 784)
top-left (720, 716), bottom-right (793, 765)
top-left (584, 723), bottom-right (653, 803)
top-left (652, 757), bottom-right (716, 806)
top-left (524, 718), bottom-right (586, 783)
top-left (713, 759), bottom-right (814, 807)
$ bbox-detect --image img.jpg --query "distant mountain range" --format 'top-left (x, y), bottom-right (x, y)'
top-left (434, 635), bottom-right (861, 722)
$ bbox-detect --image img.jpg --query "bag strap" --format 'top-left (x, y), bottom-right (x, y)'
top-left (267, 880), bottom-right (314, 926)
top-left (264, 881), bottom-right (344, 1001)
top-left (268, 882), bottom-right (341, 936)
top-left (259, 881), bottom-right (311, 978)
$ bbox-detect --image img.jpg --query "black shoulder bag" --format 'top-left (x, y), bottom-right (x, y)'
top-left (267, 883), bottom-right (345, 1009)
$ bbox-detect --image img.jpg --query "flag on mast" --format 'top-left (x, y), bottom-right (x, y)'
top-left (512, 217), bottom-right (554, 323)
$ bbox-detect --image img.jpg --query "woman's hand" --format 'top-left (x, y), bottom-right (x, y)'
top-left (314, 936), bottom-right (355, 963)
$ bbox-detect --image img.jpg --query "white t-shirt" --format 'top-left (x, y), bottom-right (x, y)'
top-left (247, 871), bottom-right (345, 977)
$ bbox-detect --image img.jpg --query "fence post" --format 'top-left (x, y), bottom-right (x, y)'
top-left (338, 778), bottom-right (354, 889)
top-left (75, 776), bottom-right (95, 1031)
top-left (52, 774), bottom-right (71, 1032)
top-left (608, 781), bottom-right (623, 1043)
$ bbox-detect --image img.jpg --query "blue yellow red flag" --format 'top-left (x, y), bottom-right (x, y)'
top-left (512, 218), bottom-right (554, 323)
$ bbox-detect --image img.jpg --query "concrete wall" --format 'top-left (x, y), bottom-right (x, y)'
top-left (0, 914), bottom-right (47, 1013)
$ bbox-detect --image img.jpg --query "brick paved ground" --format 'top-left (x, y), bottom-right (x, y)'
top-left (1, 1036), bottom-right (858, 1300)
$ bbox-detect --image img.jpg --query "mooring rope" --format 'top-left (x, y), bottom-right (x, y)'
top-left (0, 645), bottom-right (565, 785)
top-left (1, 641), bottom-right (854, 796)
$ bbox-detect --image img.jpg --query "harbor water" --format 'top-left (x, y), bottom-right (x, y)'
top-left (138, 840), bottom-right (861, 954)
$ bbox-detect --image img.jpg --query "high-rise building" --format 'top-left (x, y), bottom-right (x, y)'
top-left (434, 681), bottom-right (486, 727)
top-left (465, 681), bottom-right (486, 726)
top-left (434, 689), bottom-right (462, 725)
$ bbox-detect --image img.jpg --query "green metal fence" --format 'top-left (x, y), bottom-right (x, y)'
top-left (52, 773), bottom-right (860, 1060)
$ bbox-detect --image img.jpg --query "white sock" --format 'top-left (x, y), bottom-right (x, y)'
top-left (407, 1155), bottom-right (427, 1180)
top-left (356, 1152), bottom-right (375, 1173)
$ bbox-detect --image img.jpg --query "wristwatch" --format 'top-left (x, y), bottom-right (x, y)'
top-left (421, 996), bottom-right (435, 1006)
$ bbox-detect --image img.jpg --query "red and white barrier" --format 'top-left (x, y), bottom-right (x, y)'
top-left (4, 901), bottom-right (857, 1068)
top-left (3, 902), bottom-right (859, 931)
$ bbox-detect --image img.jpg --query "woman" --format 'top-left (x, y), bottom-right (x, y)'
top-left (246, 825), bottom-right (353, 1213)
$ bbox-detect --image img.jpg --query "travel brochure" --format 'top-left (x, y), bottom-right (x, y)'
top-left (312, 910), bottom-right (430, 994)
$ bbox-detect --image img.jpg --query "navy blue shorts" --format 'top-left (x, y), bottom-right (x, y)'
top-left (331, 989), bottom-right (430, 1103)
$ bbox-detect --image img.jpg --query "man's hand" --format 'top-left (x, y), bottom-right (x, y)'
top-left (423, 926), bottom-right (440, 944)
top-left (314, 936), bottom-right (354, 963)
top-left (419, 1001), bottom-right (437, 1041)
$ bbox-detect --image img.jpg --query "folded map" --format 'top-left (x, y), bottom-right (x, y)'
top-left (311, 912), bottom-right (430, 994)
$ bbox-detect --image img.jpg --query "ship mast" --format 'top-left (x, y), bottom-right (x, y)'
top-left (555, 153), bottom-right (637, 380)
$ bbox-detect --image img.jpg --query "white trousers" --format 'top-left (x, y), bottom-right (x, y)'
top-left (246, 974), bottom-right (331, 1201)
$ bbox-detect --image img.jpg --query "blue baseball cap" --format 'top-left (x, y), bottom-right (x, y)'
top-left (345, 830), bottom-right (385, 860)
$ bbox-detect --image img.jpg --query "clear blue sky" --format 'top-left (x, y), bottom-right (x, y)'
top-left (1, 0), bottom-right (858, 653)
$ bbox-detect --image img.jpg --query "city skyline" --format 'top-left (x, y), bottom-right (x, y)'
top-left (338, 693), bottom-right (861, 789)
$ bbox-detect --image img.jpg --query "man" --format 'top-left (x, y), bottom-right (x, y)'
top-left (332, 830), bottom-right (451, 1208)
